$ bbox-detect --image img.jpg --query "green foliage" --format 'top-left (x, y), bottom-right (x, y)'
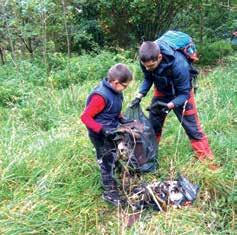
top-left (0, 51), bottom-right (236, 234)
top-left (46, 50), bottom-right (134, 89)
top-left (0, 50), bottom-right (136, 130)
top-left (47, 52), bottom-right (112, 88)
top-left (198, 40), bottom-right (233, 65)
top-left (173, 1), bottom-right (236, 44)
top-left (72, 1), bottom-right (104, 53)
top-left (0, 0), bottom-right (104, 59)
top-left (0, 50), bottom-right (135, 92)
top-left (1, 0), bottom-right (236, 60)
top-left (0, 85), bottom-right (23, 107)
top-left (0, 0), bottom-right (236, 232)
top-left (98, 0), bottom-right (189, 47)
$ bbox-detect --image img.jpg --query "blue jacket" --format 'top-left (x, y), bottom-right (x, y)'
top-left (87, 78), bottom-right (123, 132)
top-left (139, 41), bottom-right (193, 107)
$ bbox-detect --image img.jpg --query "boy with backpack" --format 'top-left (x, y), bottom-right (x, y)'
top-left (80, 63), bottom-right (133, 205)
top-left (130, 34), bottom-right (216, 168)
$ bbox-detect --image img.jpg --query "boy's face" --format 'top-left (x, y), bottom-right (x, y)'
top-left (110, 80), bottom-right (130, 92)
top-left (141, 53), bottom-right (162, 71)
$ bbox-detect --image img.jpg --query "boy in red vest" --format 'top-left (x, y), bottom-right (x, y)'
top-left (81, 63), bottom-right (133, 205)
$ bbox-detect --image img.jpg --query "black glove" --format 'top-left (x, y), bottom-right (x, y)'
top-left (129, 97), bottom-right (141, 108)
top-left (146, 100), bottom-right (170, 114)
top-left (101, 128), bottom-right (117, 139)
top-left (160, 107), bottom-right (169, 114)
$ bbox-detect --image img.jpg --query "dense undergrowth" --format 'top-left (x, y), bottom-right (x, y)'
top-left (0, 51), bottom-right (236, 234)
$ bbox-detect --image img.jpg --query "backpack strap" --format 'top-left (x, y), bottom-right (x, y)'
top-left (166, 64), bottom-right (199, 96)
top-left (166, 68), bottom-right (176, 96)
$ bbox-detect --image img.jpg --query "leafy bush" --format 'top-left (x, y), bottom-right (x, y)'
top-left (46, 50), bottom-right (134, 89)
top-left (0, 60), bottom-right (47, 87)
top-left (198, 40), bottom-right (233, 65)
top-left (0, 85), bottom-right (23, 107)
top-left (46, 52), bottom-right (69, 71)
top-left (0, 50), bottom-right (136, 92)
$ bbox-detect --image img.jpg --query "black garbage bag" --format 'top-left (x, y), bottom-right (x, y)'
top-left (123, 104), bottom-right (158, 172)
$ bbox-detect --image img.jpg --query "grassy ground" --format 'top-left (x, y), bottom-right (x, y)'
top-left (0, 53), bottom-right (236, 234)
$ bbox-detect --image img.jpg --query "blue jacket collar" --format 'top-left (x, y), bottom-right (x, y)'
top-left (102, 78), bottom-right (121, 94)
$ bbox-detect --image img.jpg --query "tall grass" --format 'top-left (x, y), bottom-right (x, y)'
top-left (0, 52), bottom-right (236, 234)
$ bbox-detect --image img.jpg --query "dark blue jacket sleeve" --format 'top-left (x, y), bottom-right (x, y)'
top-left (138, 65), bottom-right (153, 96)
top-left (171, 56), bottom-right (191, 107)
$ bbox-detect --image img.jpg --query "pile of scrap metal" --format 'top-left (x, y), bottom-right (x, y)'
top-left (113, 121), bottom-right (199, 212)
top-left (125, 175), bottom-right (199, 212)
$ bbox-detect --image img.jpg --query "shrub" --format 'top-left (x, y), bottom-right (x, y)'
top-left (0, 60), bottom-right (47, 87)
top-left (0, 50), bottom-right (136, 92)
top-left (198, 40), bottom-right (233, 65)
top-left (45, 50), bottom-right (134, 89)
top-left (0, 85), bottom-right (23, 107)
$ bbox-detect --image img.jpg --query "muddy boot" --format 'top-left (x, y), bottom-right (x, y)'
top-left (207, 162), bottom-right (220, 171)
top-left (101, 174), bottom-right (125, 206)
top-left (199, 158), bottom-right (220, 171)
top-left (102, 189), bottom-right (125, 206)
top-left (101, 175), bottom-right (117, 191)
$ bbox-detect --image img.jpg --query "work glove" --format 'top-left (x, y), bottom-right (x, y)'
top-left (101, 128), bottom-right (117, 139)
top-left (159, 106), bottom-right (169, 114)
top-left (159, 102), bottom-right (174, 114)
top-left (129, 93), bottom-right (143, 108)
top-left (129, 97), bottom-right (142, 108)
top-left (130, 93), bottom-right (144, 108)
top-left (146, 100), bottom-right (174, 115)
top-left (146, 105), bottom-right (169, 115)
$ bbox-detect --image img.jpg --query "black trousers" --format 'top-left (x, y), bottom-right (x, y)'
top-left (89, 132), bottom-right (117, 190)
top-left (149, 91), bottom-right (213, 160)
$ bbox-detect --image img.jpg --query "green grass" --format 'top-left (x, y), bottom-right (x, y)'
top-left (0, 53), bottom-right (236, 234)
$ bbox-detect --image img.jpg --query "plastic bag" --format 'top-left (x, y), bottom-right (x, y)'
top-left (178, 175), bottom-right (199, 202)
top-left (124, 104), bottom-right (158, 172)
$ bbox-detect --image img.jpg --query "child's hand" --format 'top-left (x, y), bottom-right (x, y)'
top-left (101, 128), bottom-right (117, 139)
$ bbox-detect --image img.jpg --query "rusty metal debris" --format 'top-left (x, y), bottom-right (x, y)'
top-left (122, 176), bottom-right (199, 212)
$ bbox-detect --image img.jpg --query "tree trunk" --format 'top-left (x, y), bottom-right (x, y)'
top-left (199, 4), bottom-right (204, 44)
top-left (61, 0), bottom-right (71, 58)
top-left (28, 38), bottom-right (33, 57)
top-left (0, 48), bottom-right (5, 65)
top-left (19, 36), bottom-right (34, 57)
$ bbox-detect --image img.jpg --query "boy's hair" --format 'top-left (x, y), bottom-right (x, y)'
top-left (107, 63), bottom-right (133, 83)
top-left (139, 41), bottom-right (160, 62)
